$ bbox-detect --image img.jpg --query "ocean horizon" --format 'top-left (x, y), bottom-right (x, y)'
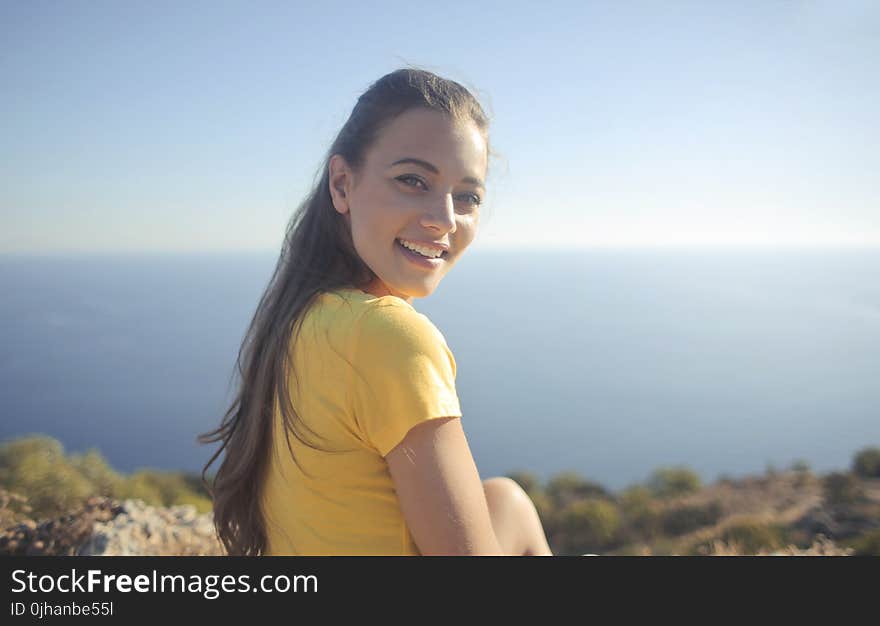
top-left (2, 246), bottom-right (879, 491)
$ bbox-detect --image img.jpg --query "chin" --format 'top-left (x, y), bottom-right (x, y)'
top-left (400, 281), bottom-right (437, 300)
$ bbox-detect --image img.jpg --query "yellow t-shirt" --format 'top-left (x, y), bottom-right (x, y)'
top-left (260, 287), bottom-right (463, 555)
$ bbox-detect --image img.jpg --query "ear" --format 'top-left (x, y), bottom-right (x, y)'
top-left (328, 154), bottom-right (353, 215)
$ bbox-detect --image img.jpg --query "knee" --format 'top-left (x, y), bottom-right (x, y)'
top-left (483, 476), bottom-right (531, 509)
top-left (482, 477), bottom-right (546, 556)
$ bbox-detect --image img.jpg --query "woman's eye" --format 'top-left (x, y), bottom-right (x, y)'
top-left (459, 193), bottom-right (482, 207)
top-left (397, 175), bottom-right (481, 208)
top-left (396, 175), bottom-right (427, 190)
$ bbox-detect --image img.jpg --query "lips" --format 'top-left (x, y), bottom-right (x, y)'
top-left (396, 239), bottom-right (446, 266)
top-left (396, 238), bottom-right (448, 259)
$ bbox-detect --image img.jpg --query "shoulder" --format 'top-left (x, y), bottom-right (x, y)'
top-left (310, 289), bottom-right (453, 365)
top-left (354, 298), bottom-right (449, 356)
top-left (312, 289), bottom-right (435, 331)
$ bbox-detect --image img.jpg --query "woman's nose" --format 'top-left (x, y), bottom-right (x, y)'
top-left (421, 193), bottom-right (457, 233)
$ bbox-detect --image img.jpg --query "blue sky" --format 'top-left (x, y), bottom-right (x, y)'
top-left (2, 0), bottom-right (878, 253)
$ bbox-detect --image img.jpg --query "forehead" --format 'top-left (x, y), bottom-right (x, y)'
top-left (367, 108), bottom-right (487, 176)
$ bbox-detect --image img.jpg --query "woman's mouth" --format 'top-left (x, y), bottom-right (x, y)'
top-left (396, 238), bottom-right (447, 267)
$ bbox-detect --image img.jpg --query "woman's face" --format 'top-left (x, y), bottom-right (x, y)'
top-left (329, 107), bottom-right (487, 303)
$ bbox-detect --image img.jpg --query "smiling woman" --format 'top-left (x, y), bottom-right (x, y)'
top-left (327, 106), bottom-right (487, 302)
top-left (198, 67), bottom-right (552, 556)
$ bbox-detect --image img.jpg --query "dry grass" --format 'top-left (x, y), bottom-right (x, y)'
top-left (605, 473), bottom-right (879, 556)
top-left (657, 471), bottom-right (825, 553)
top-left (701, 535), bottom-right (853, 556)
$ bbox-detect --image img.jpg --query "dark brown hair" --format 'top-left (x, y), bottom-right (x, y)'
top-left (198, 67), bottom-right (492, 555)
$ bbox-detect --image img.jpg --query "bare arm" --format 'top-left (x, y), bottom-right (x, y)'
top-left (384, 416), bottom-right (505, 556)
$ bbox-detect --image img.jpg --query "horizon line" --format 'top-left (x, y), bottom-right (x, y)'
top-left (3, 240), bottom-right (880, 258)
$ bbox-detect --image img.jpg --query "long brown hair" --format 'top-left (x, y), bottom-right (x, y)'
top-left (198, 67), bottom-right (492, 556)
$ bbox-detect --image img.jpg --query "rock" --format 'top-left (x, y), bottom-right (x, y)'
top-left (78, 499), bottom-right (224, 556)
top-left (1, 497), bottom-right (224, 556)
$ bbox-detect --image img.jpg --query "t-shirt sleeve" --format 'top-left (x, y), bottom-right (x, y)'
top-left (350, 302), bottom-right (462, 457)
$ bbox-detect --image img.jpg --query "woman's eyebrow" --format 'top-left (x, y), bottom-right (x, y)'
top-left (389, 157), bottom-right (485, 189)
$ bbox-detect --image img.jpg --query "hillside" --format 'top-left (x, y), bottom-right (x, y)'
top-left (1, 435), bottom-right (879, 556)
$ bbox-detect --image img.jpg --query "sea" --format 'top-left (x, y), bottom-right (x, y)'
top-left (1, 247), bottom-right (878, 491)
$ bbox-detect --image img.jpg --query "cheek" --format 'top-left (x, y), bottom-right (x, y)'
top-left (349, 198), bottom-right (385, 244)
top-left (355, 190), bottom-right (402, 237)
top-left (454, 216), bottom-right (478, 249)
top-left (347, 214), bottom-right (378, 262)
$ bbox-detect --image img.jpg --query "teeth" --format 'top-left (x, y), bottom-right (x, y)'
top-left (398, 239), bottom-right (443, 258)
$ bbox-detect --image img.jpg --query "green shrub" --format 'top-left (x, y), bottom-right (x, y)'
top-left (70, 449), bottom-right (124, 497)
top-left (852, 447), bottom-right (880, 479)
top-left (556, 499), bottom-right (621, 554)
top-left (646, 466), bottom-right (701, 498)
top-left (0, 435), bottom-right (93, 518)
top-left (546, 471), bottom-right (610, 507)
top-left (618, 485), bottom-right (654, 514)
top-left (790, 459), bottom-right (811, 474)
top-left (660, 501), bottom-right (723, 536)
top-left (617, 485), bottom-right (661, 542)
top-left (0, 435), bottom-right (65, 482)
top-left (118, 470), bottom-right (208, 509)
top-left (116, 472), bottom-right (165, 505)
top-left (823, 472), bottom-right (865, 507)
top-left (0, 434), bottom-right (214, 518)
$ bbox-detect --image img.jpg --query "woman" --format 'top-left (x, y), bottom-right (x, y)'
top-left (200, 68), bottom-right (553, 556)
